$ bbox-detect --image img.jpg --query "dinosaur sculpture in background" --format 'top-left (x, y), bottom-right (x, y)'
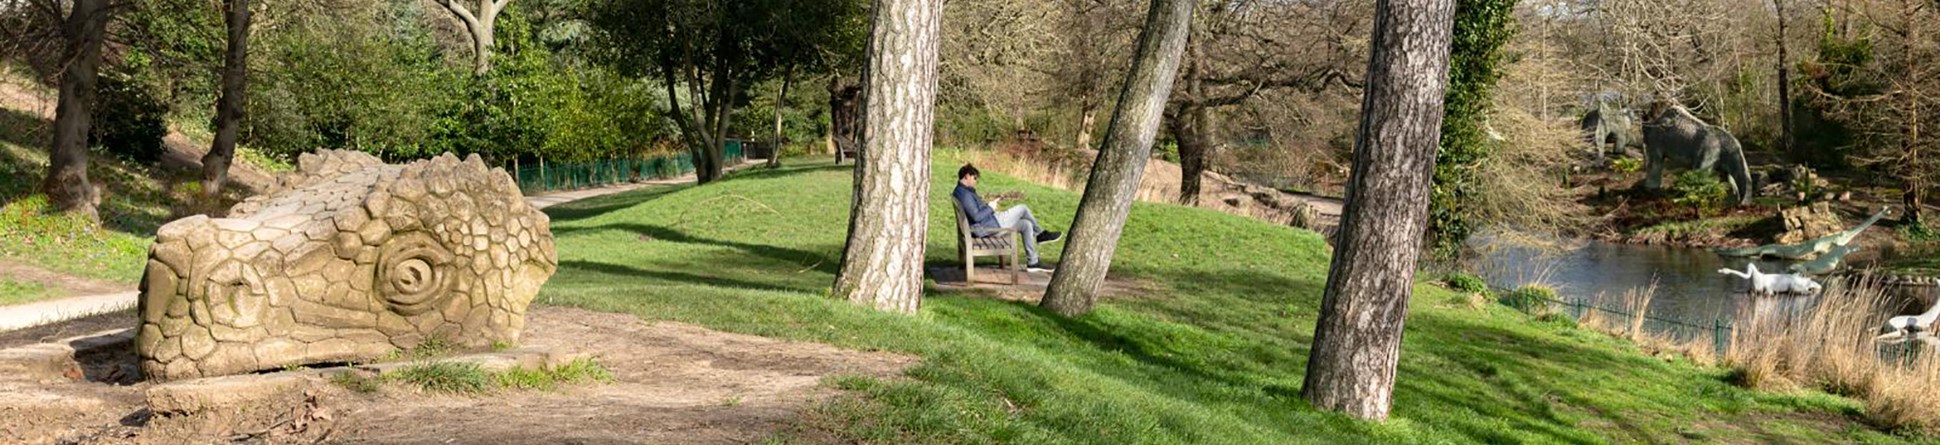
top-left (1580, 94), bottom-right (1638, 160)
top-left (1786, 244), bottom-right (1860, 275)
top-left (1717, 263), bottom-right (1823, 295)
top-left (1877, 298), bottom-right (1940, 344)
top-left (1717, 207), bottom-right (1889, 260)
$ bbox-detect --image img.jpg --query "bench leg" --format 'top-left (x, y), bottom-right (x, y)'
top-left (1011, 246), bottom-right (1023, 285)
top-left (964, 251), bottom-right (975, 285)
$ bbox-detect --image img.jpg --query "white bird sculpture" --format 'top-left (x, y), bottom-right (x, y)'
top-left (1877, 298), bottom-right (1940, 344)
top-left (1717, 263), bottom-right (1823, 295)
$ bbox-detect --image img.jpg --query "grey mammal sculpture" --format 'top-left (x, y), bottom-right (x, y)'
top-left (1641, 102), bottom-right (1755, 205)
top-left (1580, 94), bottom-right (1638, 160)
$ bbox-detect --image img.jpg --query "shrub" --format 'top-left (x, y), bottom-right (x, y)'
top-left (1443, 273), bottom-right (1489, 294)
top-left (91, 66), bottom-right (170, 163)
top-left (1500, 285), bottom-right (1558, 313)
top-left (1671, 170), bottom-right (1731, 213)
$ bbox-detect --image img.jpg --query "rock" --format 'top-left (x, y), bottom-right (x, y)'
top-left (1778, 203), bottom-right (1842, 245)
top-left (137, 150), bottom-right (558, 382)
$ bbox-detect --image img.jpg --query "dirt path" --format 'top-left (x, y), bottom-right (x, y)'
top-left (0, 306), bottom-right (914, 445)
top-left (0, 260), bottom-right (125, 299)
top-left (0, 74), bottom-right (274, 191)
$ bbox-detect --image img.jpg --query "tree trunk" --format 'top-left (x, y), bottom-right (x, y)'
top-left (769, 64), bottom-right (794, 168)
top-left (1076, 100), bottom-right (1099, 151)
top-left (700, 65), bottom-right (735, 183)
top-left (659, 55), bottom-right (709, 178)
top-left (1902, 0), bottom-right (1923, 225)
top-left (1174, 34), bottom-right (1210, 206)
top-left (437, 0), bottom-right (505, 75)
top-left (203, 0), bottom-right (253, 208)
top-left (42, 0), bottom-right (111, 221)
top-left (828, 75), bottom-right (863, 163)
top-left (1040, 0), bottom-right (1196, 317)
top-left (833, 0), bottom-right (942, 314)
top-left (1776, 0), bottom-right (1796, 162)
top-left (1300, 0), bottom-right (1456, 421)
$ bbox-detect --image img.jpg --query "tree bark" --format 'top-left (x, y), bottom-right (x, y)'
top-left (699, 64), bottom-right (735, 183)
top-left (1902, 0), bottom-right (1923, 225)
top-left (1775, 0), bottom-right (1796, 162)
top-left (769, 64), bottom-right (794, 168)
top-left (42, 0), bottom-right (111, 221)
top-left (828, 75), bottom-right (863, 163)
top-left (833, 0), bottom-right (942, 314)
top-left (1075, 100), bottom-right (1098, 150)
top-left (1040, 0), bottom-right (1196, 317)
top-left (436, 0), bottom-right (506, 75)
top-left (1174, 35), bottom-right (1209, 206)
top-left (203, 0), bottom-right (252, 208)
top-left (1300, 0), bottom-right (1455, 421)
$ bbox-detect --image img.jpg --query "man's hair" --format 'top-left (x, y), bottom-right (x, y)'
top-left (958, 164), bottom-right (980, 180)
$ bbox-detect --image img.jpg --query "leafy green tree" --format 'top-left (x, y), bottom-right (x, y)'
top-left (1427, 0), bottom-right (1515, 256)
top-left (584, 0), bottom-right (862, 183)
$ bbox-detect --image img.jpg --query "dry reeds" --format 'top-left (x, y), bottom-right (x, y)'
top-left (1570, 283), bottom-right (1722, 366)
top-left (1723, 277), bottom-right (1940, 432)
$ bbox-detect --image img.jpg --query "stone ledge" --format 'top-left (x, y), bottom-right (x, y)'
top-left (0, 328), bottom-right (134, 382)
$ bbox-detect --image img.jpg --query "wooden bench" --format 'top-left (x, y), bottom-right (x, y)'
top-left (954, 205), bottom-right (1023, 285)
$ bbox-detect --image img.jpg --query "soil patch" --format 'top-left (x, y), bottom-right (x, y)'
top-left (926, 263), bottom-right (1157, 303)
top-left (0, 306), bottom-right (915, 445)
top-left (0, 310), bottom-right (136, 349)
top-left (0, 260), bottom-right (131, 302)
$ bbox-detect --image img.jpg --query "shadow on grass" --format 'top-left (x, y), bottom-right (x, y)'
top-left (554, 223), bottom-right (840, 275)
top-left (559, 259), bottom-right (812, 295)
top-left (541, 183), bottom-right (690, 221)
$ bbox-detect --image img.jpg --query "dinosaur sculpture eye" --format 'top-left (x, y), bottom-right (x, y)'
top-left (378, 232), bottom-right (454, 315)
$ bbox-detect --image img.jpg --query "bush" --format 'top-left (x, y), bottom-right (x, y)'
top-left (1671, 170), bottom-right (1731, 213)
top-left (1500, 285), bottom-right (1558, 313)
top-left (1443, 273), bottom-right (1488, 294)
top-left (91, 67), bottom-right (170, 163)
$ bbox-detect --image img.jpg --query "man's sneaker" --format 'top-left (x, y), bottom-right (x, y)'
top-left (1027, 262), bottom-right (1055, 273)
top-left (1036, 231), bottom-right (1063, 244)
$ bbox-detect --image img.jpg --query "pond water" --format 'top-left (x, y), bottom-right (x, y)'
top-left (1467, 231), bottom-right (1932, 342)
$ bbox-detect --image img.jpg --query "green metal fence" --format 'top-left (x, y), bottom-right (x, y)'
top-left (511, 140), bottom-right (751, 194)
top-left (513, 153), bottom-right (694, 194)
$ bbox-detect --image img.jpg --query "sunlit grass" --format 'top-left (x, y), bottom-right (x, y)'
top-left (536, 155), bottom-right (1923, 444)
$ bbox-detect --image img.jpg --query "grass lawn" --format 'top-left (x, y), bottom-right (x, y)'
top-left (538, 154), bottom-right (1924, 444)
top-left (0, 278), bottom-right (47, 305)
top-left (0, 139), bottom-right (156, 284)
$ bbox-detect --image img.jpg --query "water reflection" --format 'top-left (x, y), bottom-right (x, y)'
top-left (1470, 230), bottom-right (1794, 325)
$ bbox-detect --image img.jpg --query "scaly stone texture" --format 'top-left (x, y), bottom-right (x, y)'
top-left (137, 150), bottom-right (557, 381)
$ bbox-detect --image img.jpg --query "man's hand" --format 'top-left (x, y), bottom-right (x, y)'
top-left (987, 198), bottom-right (1001, 209)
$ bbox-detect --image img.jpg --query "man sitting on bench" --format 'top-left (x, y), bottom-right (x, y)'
top-left (952, 164), bottom-right (1061, 272)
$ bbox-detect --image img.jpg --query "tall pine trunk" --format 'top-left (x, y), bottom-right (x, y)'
top-left (43, 0), bottom-right (111, 221)
top-left (1300, 0), bottom-right (1455, 421)
top-left (203, 0), bottom-right (253, 207)
top-left (833, 0), bottom-right (942, 314)
top-left (1040, 0), bottom-right (1195, 317)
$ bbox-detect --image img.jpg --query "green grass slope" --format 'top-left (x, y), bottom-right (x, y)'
top-left (540, 156), bottom-right (1915, 444)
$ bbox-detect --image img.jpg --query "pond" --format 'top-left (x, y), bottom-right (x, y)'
top-left (1467, 230), bottom-right (1933, 343)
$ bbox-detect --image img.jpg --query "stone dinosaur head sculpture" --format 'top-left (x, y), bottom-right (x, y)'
top-left (137, 150), bottom-right (557, 381)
